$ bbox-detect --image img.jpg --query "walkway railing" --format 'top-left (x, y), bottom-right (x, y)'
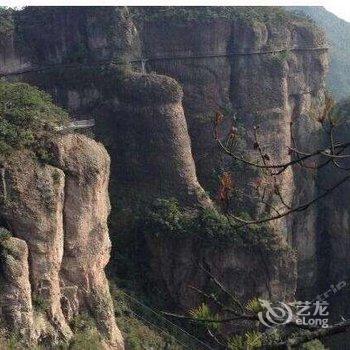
top-left (55, 119), bottom-right (95, 132)
top-left (0, 46), bottom-right (328, 77)
top-left (117, 289), bottom-right (215, 350)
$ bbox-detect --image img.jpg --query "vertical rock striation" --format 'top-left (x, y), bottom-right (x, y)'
top-left (147, 232), bottom-right (296, 311)
top-left (1, 153), bottom-right (72, 343)
top-left (0, 137), bottom-right (124, 349)
top-left (0, 6), bottom-right (334, 318)
top-left (102, 72), bottom-right (213, 208)
top-left (52, 134), bottom-right (123, 349)
top-left (136, 11), bottom-right (329, 297)
top-left (0, 236), bottom-right (34, 342)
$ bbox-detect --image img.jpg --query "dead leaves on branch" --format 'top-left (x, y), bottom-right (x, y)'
top-left (218, 171), bottom-right (234, 212)
top-left (213, 104), bottom-right (350, 227)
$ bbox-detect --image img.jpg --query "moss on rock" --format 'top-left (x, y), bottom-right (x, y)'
top-left (118, 72), bottom-right (183, 105)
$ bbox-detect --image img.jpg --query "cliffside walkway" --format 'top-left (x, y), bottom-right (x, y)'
top-left (0, 46), bottom-right (328, 77)
top-left (56, 119), bottom-right (95, 132)
top-left (131, 45), bottom-right (329, 64)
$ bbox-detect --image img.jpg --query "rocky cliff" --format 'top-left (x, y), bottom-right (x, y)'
top-left (0, 5), bottom-right (336, 341)
top-left (0, 134), bottom-right (123, 349)
top-left (135, 9), bottom-right (329, 298)
top-left (288, 6), bottom-right (350, 100)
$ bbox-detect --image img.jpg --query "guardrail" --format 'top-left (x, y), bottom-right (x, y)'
top-left (55, 119), bottom-right (95, 132)
top-left (118, 290), bottom-right (215, 350)
top-left (0, 46), bottom-right (329, 77)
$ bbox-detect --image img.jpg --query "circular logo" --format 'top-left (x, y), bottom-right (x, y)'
top-left (258, 299), bottom-right (293, 327)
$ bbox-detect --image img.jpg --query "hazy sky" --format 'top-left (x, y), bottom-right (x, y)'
top-left (325, 5), bottom-right (350, 23)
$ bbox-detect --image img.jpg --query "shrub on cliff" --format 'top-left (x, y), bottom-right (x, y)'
top-left (140, 198), bottom-right (288, 252)
top-left (112, 285), bottom-right (183, 350)
top-left (118, 72), bottom-right (183, 105)
top-left (0, 81), bottom-right (68, 162)
top-left (0, 227), bottom-right (11, 241)
top-left (68, 313), bottom-right (102, 350)
top-left (131, 6), bottom-right (313, 27)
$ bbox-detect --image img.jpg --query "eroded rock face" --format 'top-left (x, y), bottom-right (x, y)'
top-left (0, 7), bottom-right (139, 73)
top-left (1, 153), bottom-right (72, 343)
top-left (314, 121), bottom-right (350, 316)
top-left (147, 233), bottom-right (296, 310)
top-left (0, 6), bottom-right (331, 317)
top-left (0, 236), bottom-right (34, 342)
top-left (0, 136), bottom-right (123, 349)
top-left (98, 72), bottom-right (213, 208)
top-left (137, 14), bottom-right (328, 297)
top-left (52, 134), bottom-right (123, 349)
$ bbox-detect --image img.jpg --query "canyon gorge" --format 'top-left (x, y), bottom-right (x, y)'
top-left (0, 6), bottom-right (348, 349)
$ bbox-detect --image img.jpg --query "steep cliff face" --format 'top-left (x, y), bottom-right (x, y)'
top-left (315, 100), bottom-right (350, 318)
top-left (0, 7), bottom-right (139, 72)
top-left (137, 12), bottom-right (327, 181)
top-left (1, 152), bottom-right (72, 343)
top-left (0, 236), bottom-right (34, 342)
top-left (97, 72), bottom-right (213, 208)
top-left (0, 135), bottom-right (123, 349)
top-left (147, 227), bottom-right (296, 311)
top-left (0, 6), bottom-right (331, 316)
top-left (288, 6), bottom-right (350, 100)
top-left (0, 7), bottom-right (210, 209)
top-left (135, 10), bottom-right (328, 297)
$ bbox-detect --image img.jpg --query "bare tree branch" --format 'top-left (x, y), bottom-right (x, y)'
top-left (263, 319), bottom-right (350, 349)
